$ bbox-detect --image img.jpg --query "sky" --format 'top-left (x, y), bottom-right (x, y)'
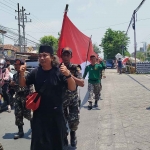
top-left (0, 0), bottom-right (149, 58)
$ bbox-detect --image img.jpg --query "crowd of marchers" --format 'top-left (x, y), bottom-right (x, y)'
top-left (0, 45), bottom-right (106, 150)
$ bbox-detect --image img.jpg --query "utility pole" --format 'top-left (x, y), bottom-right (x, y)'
top-left (15, 3), bottom-right (21, 52)
top-left (133, 11), bottom-right (137, 68)
top-left (21, 7), bottom-right (31, 52)
top-left (22, 6), bottom-right (25, 52)
top-left (126, 0), bottom-right (146, 72)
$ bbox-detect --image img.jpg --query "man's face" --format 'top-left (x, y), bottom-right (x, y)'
top-left (6, 61), bottom-right (10, 65)
top-left (38, 52), bottom-right (52, 67)
top-left (99, 58), bottom-right (102, 62)
top-left (14, 60), bottom-right (21, 72)
top-left (90, 56), bottom-right (97, 64)
top-left (61, 52), bottom-right (72, 64)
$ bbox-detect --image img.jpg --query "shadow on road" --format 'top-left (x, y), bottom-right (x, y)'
top-left (128, 75), bottom-right (150, 111)
top-left (146, 107), bottom-right (150, 110)
top-left (3, 129), bottom-right (31, 140)
top-left (80, 91), bottom-right (88, 110)
top-left (82, 105), bottom-right (100, 110)
top-left (3, 133), bottom-right (15, 139)
top-left (68, 145), bottom-right (77, 150)
top-left (127, 75), bottom-right (150, 91)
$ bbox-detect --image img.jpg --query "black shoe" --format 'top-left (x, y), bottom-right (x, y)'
top-left (88, 102), bottom-right (92, 110)
top-left (93, 101), bottom-right (98, 107)
top-left (14, 126), bottom-right (24, 139)
top-left (70, 131), bottom-right (77, 147)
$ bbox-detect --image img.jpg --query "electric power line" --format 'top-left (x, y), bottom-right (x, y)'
top-left (0, 1), bottom-right (15, 10)
top-left (0, 8), bottom-right (14, 16)
top-left (126, 0), bottom-right (146, 34)
top-left (2, 0), bottom-right (17, 8)
top-left (26, 34), bottom-right (40, 42)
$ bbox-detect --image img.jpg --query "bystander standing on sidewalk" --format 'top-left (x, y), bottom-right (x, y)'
top-left (117, 58), bottom-right (123, 74)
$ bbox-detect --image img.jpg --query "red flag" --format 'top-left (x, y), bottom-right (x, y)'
top-left (57, 13), bottom-right (97, 65)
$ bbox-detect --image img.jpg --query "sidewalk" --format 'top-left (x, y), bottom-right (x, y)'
top-left (77, 69), bottom-right (150, 150)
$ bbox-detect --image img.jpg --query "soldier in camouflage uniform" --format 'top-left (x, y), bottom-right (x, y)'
top-left (83, 55), bottom-right (102, 109)
top-left (10, 59), bottom-right (32, 139)
top-left (61, 47), bottom-right (84, 147)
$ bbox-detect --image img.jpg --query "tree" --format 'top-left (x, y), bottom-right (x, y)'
top-left (93, 43), bottom-right (101, 54)
top-left (124, 50), bottom-right (131, 57)
top-left (101, 28), bottom-right (130, 59)
top-left (147, 44), bottom-right (150, 51)
top-left (40, 35), bottom-right (58, 54)
top-left (136, 51), bottom-right (145, 61)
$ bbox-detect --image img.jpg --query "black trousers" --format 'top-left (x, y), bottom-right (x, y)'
top-left (2, 83), bottom-right (10, 105)
top-left (31, 111), bottom-right (66, 150)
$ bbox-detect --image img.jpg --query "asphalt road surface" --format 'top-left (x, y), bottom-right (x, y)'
top-left (1, 69), bottom-right (150, 150)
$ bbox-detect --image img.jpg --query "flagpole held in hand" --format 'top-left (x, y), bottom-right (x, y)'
top-left (85, 35), bottom-right (92, 67)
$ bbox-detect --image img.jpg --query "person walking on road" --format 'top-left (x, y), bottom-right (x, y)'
top-left (61, 47), bottom-right (84, 147)
top-left (117, 58), bottom-right (123, 74)
top-left (10, 59), bottom-right (33, 139)
top-left (0, 58), bottom-right (11, 113)
top-left (19, 45), bottom-right (76, 150)
top-left (83, 55), bottom-right (102, 110)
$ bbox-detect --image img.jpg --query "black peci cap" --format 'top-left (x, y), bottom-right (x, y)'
top-left (39, 45), bottom-right (54, 55)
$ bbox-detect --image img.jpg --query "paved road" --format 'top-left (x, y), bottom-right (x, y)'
top-left (1, 69), bottom-right (150, 150)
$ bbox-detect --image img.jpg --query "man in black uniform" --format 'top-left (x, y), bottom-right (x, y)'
top-left (61, 47), bottom-right (84, 147)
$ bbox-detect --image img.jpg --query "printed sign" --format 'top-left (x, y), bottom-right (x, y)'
top-left (136, 62), bottom-right (150, 74)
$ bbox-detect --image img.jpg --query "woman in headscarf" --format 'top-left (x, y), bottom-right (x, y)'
top-left (19, 45), bottom-right (76, 150)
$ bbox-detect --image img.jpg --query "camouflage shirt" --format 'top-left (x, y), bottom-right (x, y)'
top-left (62, 63), bottom-right (83, 107)
top-left (12, 71), bottom-right (33, 95)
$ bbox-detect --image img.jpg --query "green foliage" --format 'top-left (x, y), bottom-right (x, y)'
top-left (124, 50), bottom-right (131, 57)
top-left (40, 35), bottom-right (58, 54)
top-left (147, 44), bottom-right (150, 51)
top-left (136, 51), bottom-right (145, 61)
top-left (101, 28), bottom-right (130, 59)
top-left (93, 43), bottom-right (101, 54)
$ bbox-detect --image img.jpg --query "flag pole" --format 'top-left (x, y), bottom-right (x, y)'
top-left (85, 35), bottom-right (92, 66)
top-left (57, 4), bottom-right (69, 56)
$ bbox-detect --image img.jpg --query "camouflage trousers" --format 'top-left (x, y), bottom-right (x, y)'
top-left (63, 91), bottom-right (80, 131)
top-left (14, 94), bottom-right (31, 126)
top-left (88, 83), bottom-right (101, 102)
